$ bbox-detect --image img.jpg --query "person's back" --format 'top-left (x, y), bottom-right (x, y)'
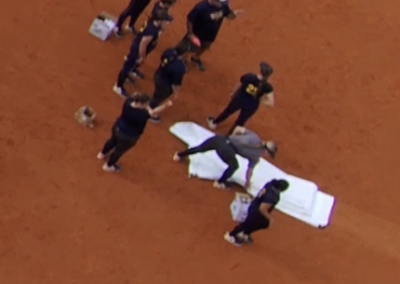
top-left (116, 98), bottom-right (151, 137)
top-left (228, 129), bottom-right (264, 167)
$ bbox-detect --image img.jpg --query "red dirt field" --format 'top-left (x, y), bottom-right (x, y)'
top-left (1, 0), bottom-right (400, 283)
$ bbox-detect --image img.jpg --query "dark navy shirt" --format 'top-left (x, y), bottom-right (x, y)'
top-left (156, 48), bottom-right (187, 86)
top-left (248, 187), bottom-right (281, 215)
top-left (151, 1), bottom-right (170, 14)
top-left (187, 0), bottom-right (232, 41)
top-left (130, 20), bottom-right (162, 55)
top-left (238, 73), bottom-right (274, 101)
top-left (116, 98), bottom-right (151, 137)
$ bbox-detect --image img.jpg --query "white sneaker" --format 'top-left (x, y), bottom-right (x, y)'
top-left (97, 152), bottom-right (105, 160)
top-left (113, 85), bottom-right (129, 99)
top-left (213, 181), bottom-right (226, 189)
top-left (207, 117), bottom-right (217, 130)
top-left (173, 152), bottom-right (181, 162)
top-left (224, 232), bottom-right (243, 246)
top-left (102, 163), bottom-right (122, 173)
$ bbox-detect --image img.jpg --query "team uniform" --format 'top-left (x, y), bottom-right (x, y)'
top-left (115, 0), bottom-right (152, 37)
top-left (97, 97), bottom-right (152, 172)
top-left (114, 19), bottom-right (167, 98)
top-left (174, 129), bottom-right (275, 188)
top-left (182, 0), bottom-right (234, 71)
top-left (208, 73), bottom-right (274, 134)
top-left (115, 0), bottom-right (175, 37)
top-left (224, 179), bottom-right (289, 246)
top-left (149, 48), bottom-right (187, 123)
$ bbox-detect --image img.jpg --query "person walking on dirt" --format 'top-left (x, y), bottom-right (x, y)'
top-left (173, 126), bottom-right (277, 189)
top-left (148, 40), bottom-right (190, 123)
top-left (224, 179), bottom-right (289, 246)
top-left (179, 0), bottom-right (243, 71)
top-left (114, 0), bottom-right (176, 38)
top-left (97, 93), bottom-right (172, 173)
top-left (207, 62), bottom-right (275, 134)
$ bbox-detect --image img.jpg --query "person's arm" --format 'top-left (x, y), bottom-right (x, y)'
top-left (261, 91), bottom-right (275, 106)
top-left (259, 203), bottom-right (273, 220)
top-left (170, 66), bottom-right (186, 99)
top-left (186, 5), bottom-right (200, 36)
top-left (244, 157), bottom-right (260, 188)
top-left (138, 36), bottom-right (153, 63)
top-left (225, 5), bottom-right (244, 20)
top-left (148, 100), bottom-right (173, 117)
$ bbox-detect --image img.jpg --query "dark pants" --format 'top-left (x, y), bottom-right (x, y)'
top-left (213, 94), bottom-right (260, 134)
top-left (116, 0), bottom-right (152, 30)
top-left (149, 72), bottom-right (173, 109)
top-left (229, 209), bottom-right (270, 236)
top-left (177, 136), bottom-right (239, 183)
top-left (117, 52), bottom-right (139, 88)
top-left (101, 123), bottom-right (140, 166)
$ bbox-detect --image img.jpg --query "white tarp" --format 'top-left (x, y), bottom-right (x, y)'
top-left (169, 122), bottom-right (335, 228)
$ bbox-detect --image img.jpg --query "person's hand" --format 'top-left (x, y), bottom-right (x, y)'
top-left (165, 100), bottom-right (173, 107)
top-left (137, 56), bottom-right (145, 64)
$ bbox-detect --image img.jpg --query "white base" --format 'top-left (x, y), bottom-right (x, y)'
top-left (170, 122), bottom-right (335, 228)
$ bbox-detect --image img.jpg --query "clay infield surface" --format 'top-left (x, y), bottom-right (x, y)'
top-left (1, 0), bottom-right (400, 283)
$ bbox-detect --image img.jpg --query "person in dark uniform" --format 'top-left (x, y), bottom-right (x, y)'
top-left (207, 62), bottom-right (275, 134)
top-left (173, 126), bottom-right (277, 189)
top-left (148, 41), bottom-right (191, 123)
top-left (224, 179), bottom-right (289, 246)
top-left (97, 93), bottom-right (173, 173)
top-left (180, 0), bottom-right (243, 71)
top-left (114, 0), bottom-right (176, 38)
top-left (113, 9), bottom-right (173, 98)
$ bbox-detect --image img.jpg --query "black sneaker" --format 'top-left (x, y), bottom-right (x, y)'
top-left (191, 57), bottom-right (206, 72)
top-left (241, 234), bottom-right (254, 244)
top-left (114, 28), bottom-right (124, 39)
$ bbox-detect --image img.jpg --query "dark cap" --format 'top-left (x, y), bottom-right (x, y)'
top-left (269, 179), bottom-right (289, 192)
top-left (151, 8), bottom-right (174, 22)
top-left (260, 61), bottom-right (273, 78)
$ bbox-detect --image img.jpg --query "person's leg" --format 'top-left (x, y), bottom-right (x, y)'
top-left (97, 124), bottom-right (119, 159)
top-left (215, 148), bottom-right (239, 187)
top-left (241, 212), bottom-right (270, 243)
top-left (191, 40), bottom-right (213, 72)
top-left (149, 78), bottom-right (173, 123)
top-left (115, 0), bottom-right (139, 37)
top-left (114, 55), bottom-right (138, 98)
top-left (207, 96), bottom-right (242, 130)
top-left (127, 0), bottom-right (152, 32)
top-left (227, 104), bottom-right (259, 135)
top-left (104, 131), bottom-right (139, 172)
top-left (175, 136), bottom-right (221, 160)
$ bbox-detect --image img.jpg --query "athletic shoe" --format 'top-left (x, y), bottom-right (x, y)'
top-left (132, 70), bottom-right (145, 79)
top-left (149, 116), bottom-right (161, 124)
top-left (97, 152), bottom-right (105, 160)
top-left (224, 232), bottom-right (244, 247)
top-left (237, 232), bottom-right (254, 244)
top-left (191, 57), bottom-right (206, 72)
top-left (102, 163), bottom-right (122, 173)
top-left (173, 152), bottom-right (181, 162)
top-left (213, 181), bottom-right (226, 189)
top-left (114, 27), bottom-right (124, 39)
top-left (125, 25), bottom-right (138, 36)
top-left (206, 117), bottom-right (217, 130)
top-left (113, 85), bottom-right (130, 99)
